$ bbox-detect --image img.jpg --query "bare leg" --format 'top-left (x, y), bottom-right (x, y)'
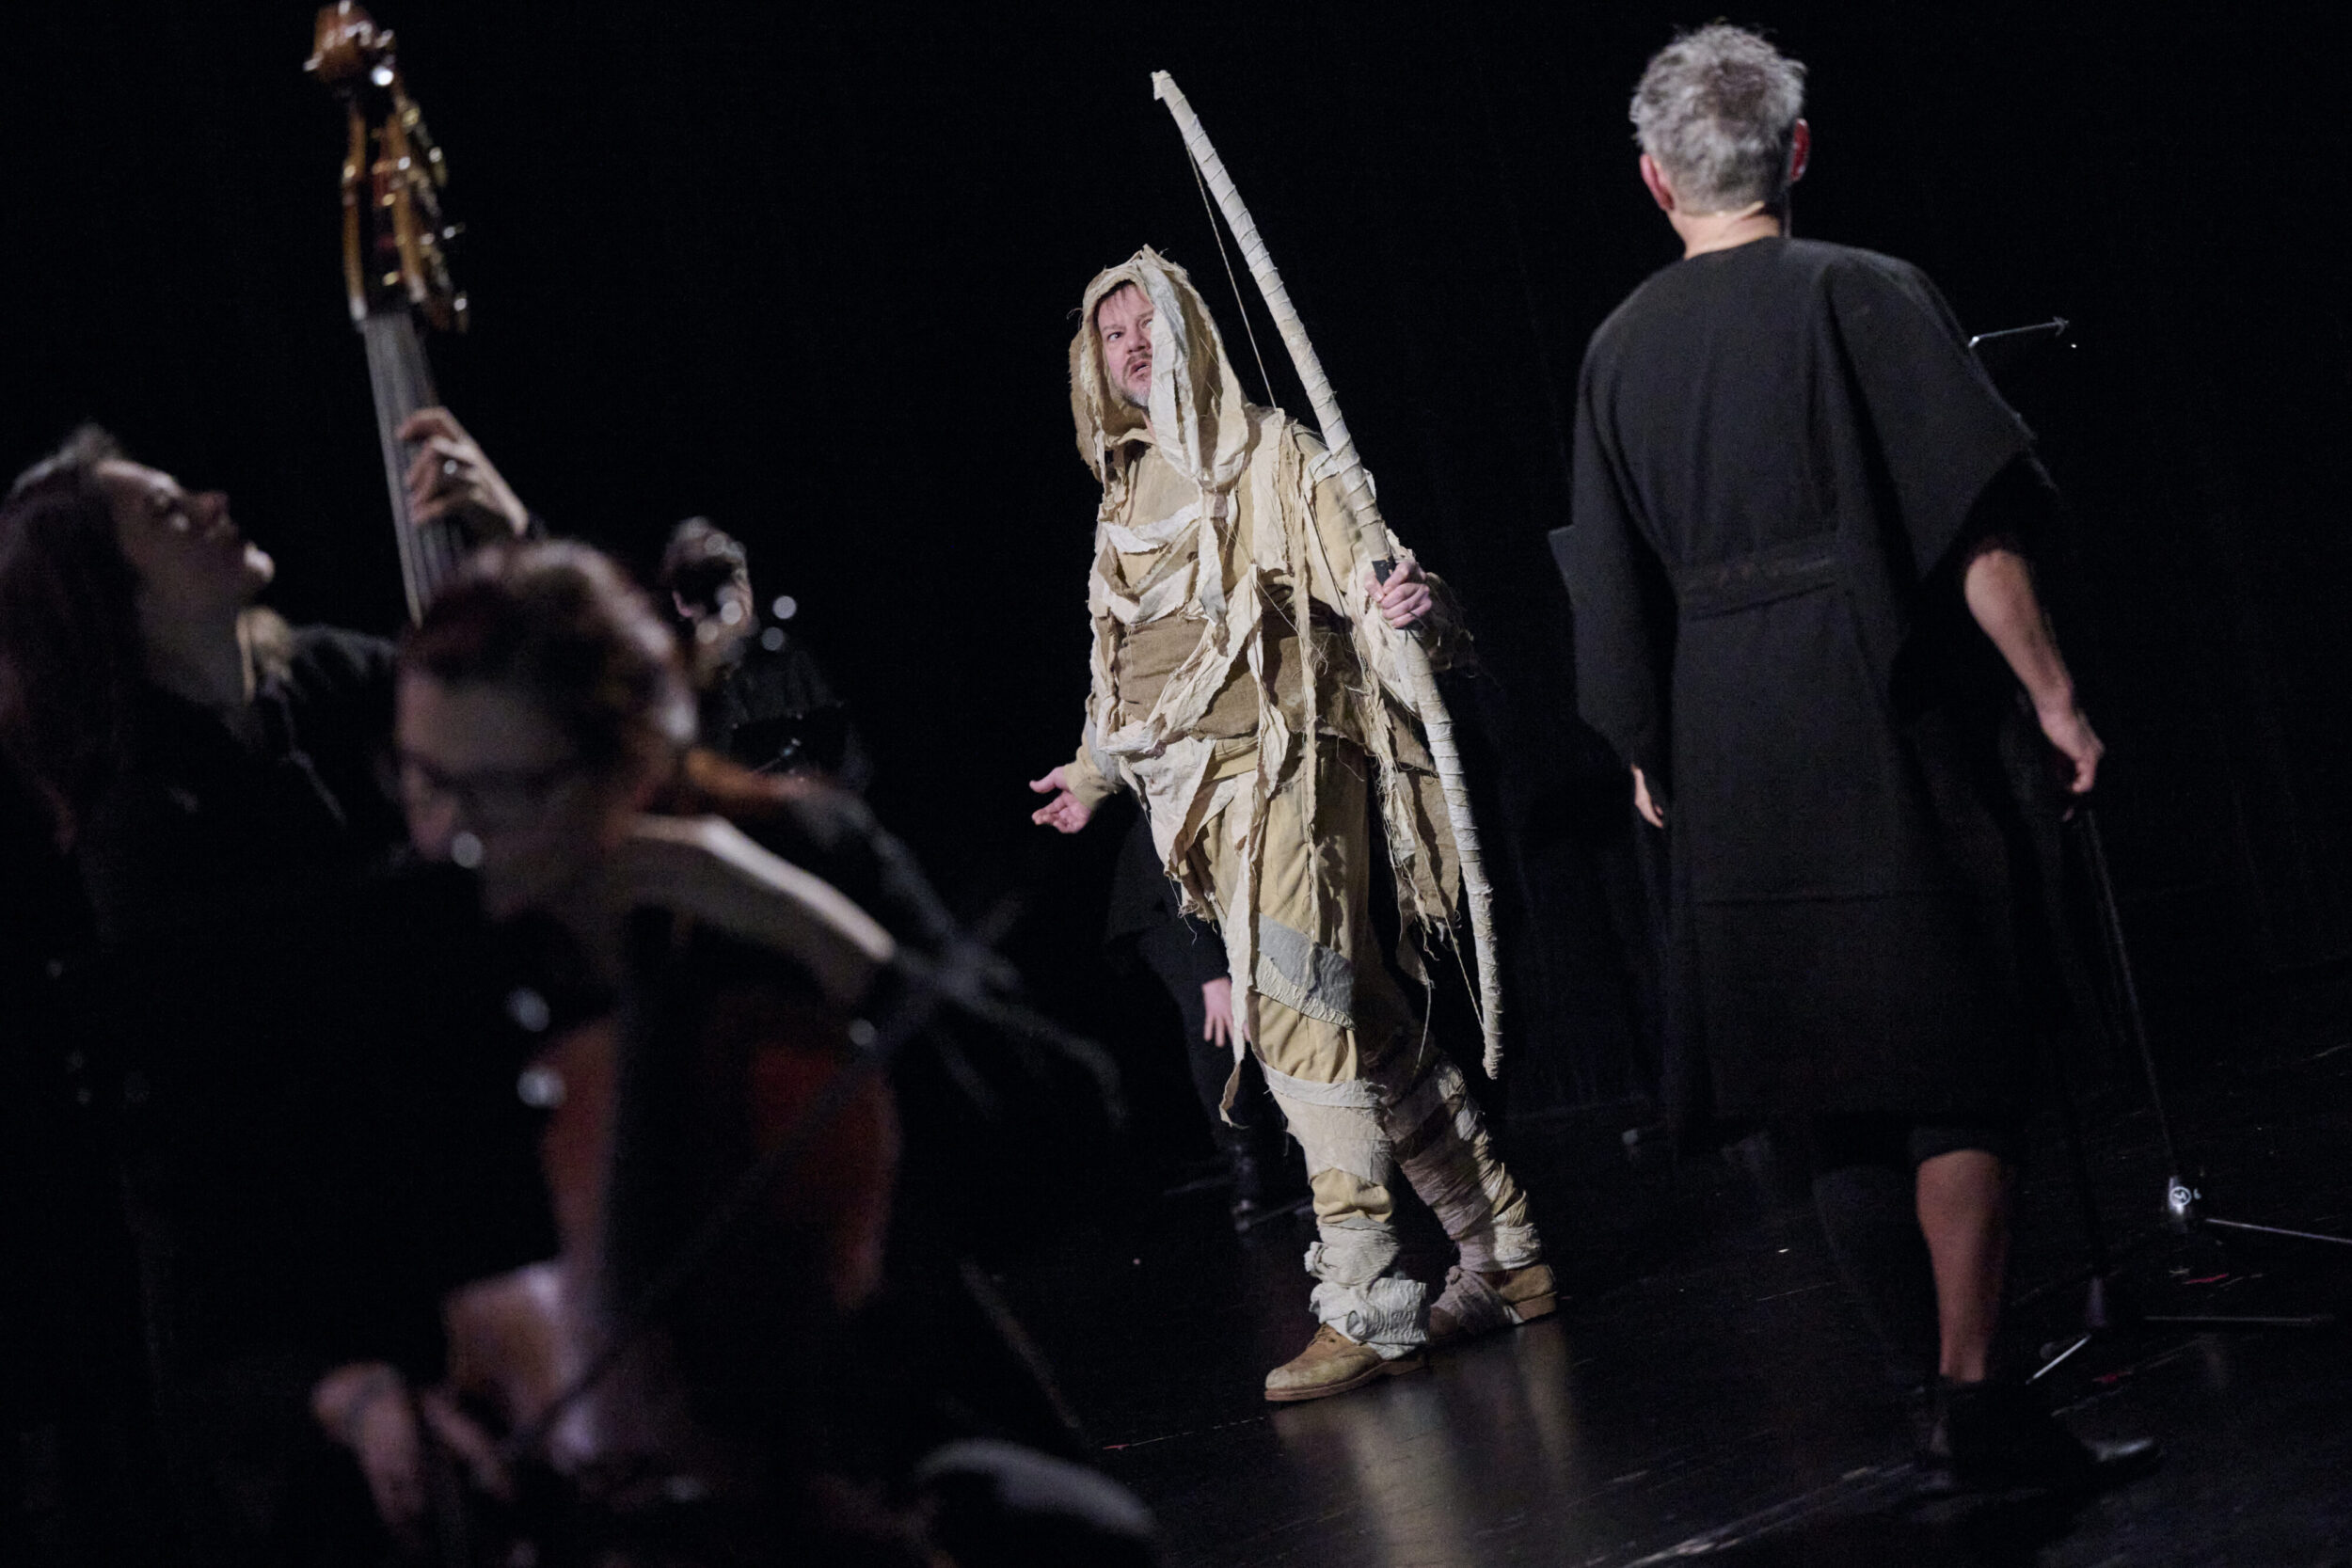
top-left (1915, 1149), bottom-right (2011, 1383)
top-left (1924, 1146), bottom-right (2160, 1486)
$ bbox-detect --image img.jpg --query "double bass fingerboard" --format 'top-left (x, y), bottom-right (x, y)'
top-left (362, 297), bottom-right (468, 625)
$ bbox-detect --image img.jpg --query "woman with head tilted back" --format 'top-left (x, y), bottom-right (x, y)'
top-left (0, 415), bottom-right (536, 1564)
top-left (0, 415), bottom-right (528, 915)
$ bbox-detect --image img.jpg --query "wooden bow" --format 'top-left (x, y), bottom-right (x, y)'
top-left (1152, 72), bottom-right (1505, 1077)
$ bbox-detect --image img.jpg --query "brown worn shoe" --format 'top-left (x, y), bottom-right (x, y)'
top-left (1263, 1324), bottom-right (1424, 1402)
top-left (1426, 1262), bottom-right (1558, 1347)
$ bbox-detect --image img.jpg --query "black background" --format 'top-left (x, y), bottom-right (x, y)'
top-left (7, 2), bottom-right (2349, 1135)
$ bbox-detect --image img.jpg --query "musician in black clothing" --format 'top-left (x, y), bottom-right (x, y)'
top-left (321, 539), bottom-right (1155, 1566)
top-left (0, 758), bottom-right (158, 1565)
top-left (658, 516), bottom-right (869, 788)
top-left (0, 412), bottom-right (541, 1565)
top-left (0, 413), bottom-right (527, 922)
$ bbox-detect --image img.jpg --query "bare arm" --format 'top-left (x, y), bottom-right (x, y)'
top-left (612, 816), bottom-right (898, 1008)
top-left (1963, 545), bottom-right (2102, 796)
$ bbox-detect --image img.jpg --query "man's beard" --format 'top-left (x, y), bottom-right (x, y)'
top-left (1119, 364), bottom-right (1151, 409)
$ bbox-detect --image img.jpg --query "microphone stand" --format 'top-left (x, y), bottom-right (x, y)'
top-left (2034, 806), bottom-right (2341, 1382)
top-left (1960, 320), bottom-right (2342, 1383)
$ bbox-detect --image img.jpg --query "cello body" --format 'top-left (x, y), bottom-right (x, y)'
top-left (431, 901), bottom-right (904, 1562)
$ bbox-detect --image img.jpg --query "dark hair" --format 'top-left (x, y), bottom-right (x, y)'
top-left (0, 426), bottom-right (142, 844)
top-left (658, 515), bottom-right (749, 610)
top-left (403, 540), bottom-right (695, 774)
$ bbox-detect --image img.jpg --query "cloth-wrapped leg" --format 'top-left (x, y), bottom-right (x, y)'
top-left (1383, 1055), bottom-right (1542, 1274)
top-left (1303, 1218), bottom-right (1424, 1354)
top-left (1263, 1072), bottom-right (1425, 1354)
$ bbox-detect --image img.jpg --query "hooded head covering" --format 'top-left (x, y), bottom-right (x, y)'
top-left (1069, 247), bottom-right (1256, 494)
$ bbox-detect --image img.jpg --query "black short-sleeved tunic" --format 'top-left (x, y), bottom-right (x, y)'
top-left (1562, 236), bottom-right (2050, 1126)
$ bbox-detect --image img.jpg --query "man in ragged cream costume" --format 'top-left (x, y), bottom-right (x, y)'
top-left (1028, 248), bottom-right (1550, 1402)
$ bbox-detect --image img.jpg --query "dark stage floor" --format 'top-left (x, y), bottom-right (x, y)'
top-left (998, 1022), bottom-right (2352, 1566)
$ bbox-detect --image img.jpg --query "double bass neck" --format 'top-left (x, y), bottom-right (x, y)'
top-left (309, 1), bottom-right (472, 624)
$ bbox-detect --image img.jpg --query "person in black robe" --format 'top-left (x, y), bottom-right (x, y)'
top-left (1558, 24), bottom-right (2151, 1493)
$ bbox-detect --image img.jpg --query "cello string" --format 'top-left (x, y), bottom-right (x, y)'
top-left (498, 914), bottom-right (1120, 1467)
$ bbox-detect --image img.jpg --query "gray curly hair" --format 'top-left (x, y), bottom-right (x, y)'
top-left (1630, 24), bottom-right (1806, 214)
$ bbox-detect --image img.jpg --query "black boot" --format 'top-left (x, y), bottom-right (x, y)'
top-left (1924, 1377), bottom-right (2160, 1496)
top-left (1227, 1148), bottom-right (1270, 1231)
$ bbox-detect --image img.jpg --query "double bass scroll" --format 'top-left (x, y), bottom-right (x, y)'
top-left (307, 2), bottom-right (470, 624)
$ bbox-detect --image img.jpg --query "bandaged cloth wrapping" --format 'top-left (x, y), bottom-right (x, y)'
top-left (1060, 249), bottom-right (1540, 1348)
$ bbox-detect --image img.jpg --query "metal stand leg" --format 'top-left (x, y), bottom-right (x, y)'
top-left (2036, 808), bottom-right (2338, 1381)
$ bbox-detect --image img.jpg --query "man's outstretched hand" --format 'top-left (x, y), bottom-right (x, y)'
top-left (1028, 766), bottom-right (1095, 834)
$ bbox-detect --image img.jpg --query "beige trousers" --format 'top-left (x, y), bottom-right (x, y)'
top-left (1191, 740), bottom-right (1540, 1352)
